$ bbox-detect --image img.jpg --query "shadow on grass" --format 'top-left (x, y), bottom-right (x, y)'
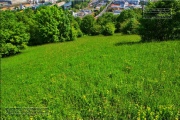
top-left (1, 52), bottom-right (22, 58)
top-left (114, 39), bottom-right (180, 46)
top-left (114, 41), bottom-right (143, 46)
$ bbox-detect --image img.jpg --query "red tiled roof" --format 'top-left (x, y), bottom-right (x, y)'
top-left (111, 4), bottom-right (120, 7)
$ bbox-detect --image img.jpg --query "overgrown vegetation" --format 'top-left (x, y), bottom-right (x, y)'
top-left (1, 34), bottom-right (180, 119)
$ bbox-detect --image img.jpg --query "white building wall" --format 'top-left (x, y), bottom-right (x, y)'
top-left (11, 0), bottom-right (55, 5)
top-left (11, 0), bottom-right (28, 4)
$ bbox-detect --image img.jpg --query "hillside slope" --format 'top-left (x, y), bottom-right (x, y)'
top-left (1, 34), bottom-right (180, 119)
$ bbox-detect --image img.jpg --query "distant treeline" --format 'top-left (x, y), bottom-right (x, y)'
top-left (0, 0), bottom-right (179, 57)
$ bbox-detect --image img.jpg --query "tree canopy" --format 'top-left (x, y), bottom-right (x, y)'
top-left (139, 0), bottom-right (180, 41)
top-left (0, 11), bottom-right (30, 57)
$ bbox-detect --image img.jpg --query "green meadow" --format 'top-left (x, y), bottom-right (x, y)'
top-left (1, 34), bottom-right (180, 119)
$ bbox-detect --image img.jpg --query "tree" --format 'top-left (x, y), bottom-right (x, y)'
top-left (97, 12), bottom-right (117, 26)
top-left (15, 8), bottom-right (39, 46)
top-left (138, 0), bottom-right (180, 41)
top-left (0, 11), bottom-right (30, 57)
top-left (72, 20), bottom-right (83, 37)
top-left (74, 17), bottom-right (82, 27)
top-left (120, 18), bottom-right (140, 34)
top-left (102, 22), bottom-right (115, 36)
top-left (91, 24), bottom-right (102, 36)
top-left (116, 9), bottom-right (136, 23)
top-left (80, 15), bottom-right (95, 35)
top-left (30, 6), bottom-right (73, 45)
top-left (66, 11), bottom-right (83, 39)
top-left (74, 4), bottom-right (81, 9)
top-left (35, 6), bottom-right (61, 44)
top-left (58, 10), bottom-right (71, 42)
top-left (116, 9), bottom-right (141, 33)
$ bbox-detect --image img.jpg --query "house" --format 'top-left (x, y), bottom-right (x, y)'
top-left (111, 0), bottom-right (126, 9)
top-left (63, 1), bottom-right (72, 9)
top-left (124, 1), bottom-right (128, 6)
top-left (81, 9), bottom-right (92, 14)
top-left (134, 5), bottom-right (142, 8)
top-left (56, 1), bottom-right (65, 7)
top-left (77, 12), bottom-right (85, 17)
top-left (73, 12), bottom-right (78, 17)
top-left (127, 0), bottom-right (140, 5)
top-left (110, 4), bottom-right (121, 10)
top-left (91, 1), bottom-right (99, 8)
top-left (113, 0), bottom-right (124, 5)
top-left (103, 0), bottom-right (110, 2)
top-left (29, 0), bottom-right (57, 4)
top-left (0, 0), bottom-right (56, 6)
top-left (98, 2), bottom-right (106, 6)
top-left (139, 0), bottom-right (149, 5)
top-left (113, 10), bottom-right (122, 15)
top-left (95, 6), bottom-right (100, 10)
top-left (0, 0), bottom-right (12, 4)
top-left (124, 6), bottom-right (130, 10)
top-left (120, 2), bottom-right (125, 8)
top-left (0, 0), bottom-right (12, 6)
top-left (127, 3), bottom-right (135, 8)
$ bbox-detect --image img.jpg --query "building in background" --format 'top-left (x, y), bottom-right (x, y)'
top-left (0, 0), bottom-right (56, 6)
top-left (127, 0), bottom-right (140, 5)
top-left (0, 0), bottom-right (12, 6)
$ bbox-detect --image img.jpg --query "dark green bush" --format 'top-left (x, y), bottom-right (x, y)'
top-left (77, 29), bottom-right (83, 37)
top-left (80, 15), bottom-right (95, 35)
top-left (138, 0), bottom-right (180, 41)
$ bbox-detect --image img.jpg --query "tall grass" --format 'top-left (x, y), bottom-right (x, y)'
top-left (1, 34), bottom-right (180, 119)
